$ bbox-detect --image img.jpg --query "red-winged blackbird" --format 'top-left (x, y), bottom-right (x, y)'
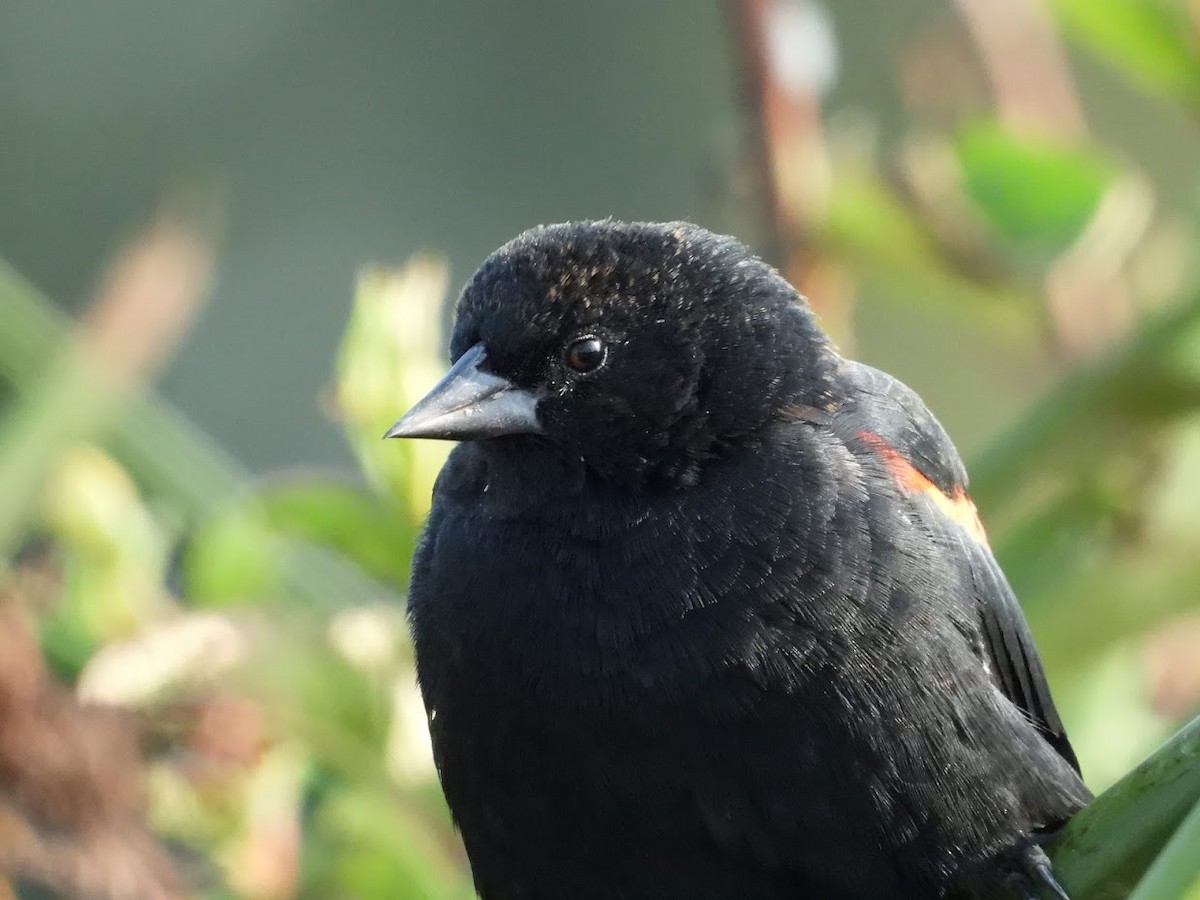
top-left (386, 221), bottom-right (1091, 899)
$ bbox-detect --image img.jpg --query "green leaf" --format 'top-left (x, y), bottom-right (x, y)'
top-left (956, 122), bottom-right (1117, 255)
top-left (1052, 714), bottom-right (1200, 897)
top-left (182, 481), bottom-right (409, 611)
top-left (1128, 796), bottom-right (1200, 900)
top-left (820, 165), bottom-right (1036, 332)
top-left (182, 501), bottom-right (287, 607)
top-left (254, 473), bottom-right (419, 588)
top-left (305, 784), bottom-right (471, 900)
top-left (1052, 0), bottom-right (1200, 106)
top-left (251, 632), bottom-right (394, 756)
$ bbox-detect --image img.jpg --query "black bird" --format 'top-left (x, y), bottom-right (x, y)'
top-left (386, 221), bottom-right (1091, 899)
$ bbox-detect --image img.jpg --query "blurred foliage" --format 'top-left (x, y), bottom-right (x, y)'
top-left (1051, 0), bottom-right (1200, 106)
top-left (954, 121), bottom-right (1118, 257)
top-left (0, 2), bottom-right (1199, 898)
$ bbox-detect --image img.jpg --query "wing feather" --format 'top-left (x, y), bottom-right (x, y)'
top-left (836, 361), bottom-right (1081, 774)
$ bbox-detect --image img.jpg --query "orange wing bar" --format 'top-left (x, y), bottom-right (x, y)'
top-left (858, 431), bottom-right (989, 546)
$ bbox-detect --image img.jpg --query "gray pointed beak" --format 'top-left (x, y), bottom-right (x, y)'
top-left (384, 342), bottom-right (542, 441)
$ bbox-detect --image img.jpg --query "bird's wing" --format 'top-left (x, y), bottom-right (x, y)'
top-left (832, 361), bottom-right (1081, 774)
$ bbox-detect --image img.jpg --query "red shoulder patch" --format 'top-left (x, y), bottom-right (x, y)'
top-left (858, 431), bottom-right (989, 546)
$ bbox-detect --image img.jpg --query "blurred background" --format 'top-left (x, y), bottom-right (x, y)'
top-left (1, 1), bottom-right (1199, 897)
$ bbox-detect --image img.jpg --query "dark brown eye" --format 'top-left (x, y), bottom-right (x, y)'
top-left (564, 336), bottom-right (606, 373)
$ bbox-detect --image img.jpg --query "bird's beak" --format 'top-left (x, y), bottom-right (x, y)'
top-left (383, 342), bottom-right (542, 441)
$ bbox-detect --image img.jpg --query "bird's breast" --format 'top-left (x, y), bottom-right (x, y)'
top-left (409, 431), bottom-right (875, 709)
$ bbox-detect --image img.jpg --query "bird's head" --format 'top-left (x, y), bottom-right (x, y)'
top-left (386, 221), bottom-right (836, 485)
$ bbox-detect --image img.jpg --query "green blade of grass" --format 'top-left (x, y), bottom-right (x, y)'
top-left (1052, 714), bottom-right (1200, 898)
top-left (1128, 794), bottom-right (1200, 900)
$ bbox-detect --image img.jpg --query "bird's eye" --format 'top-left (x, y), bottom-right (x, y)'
top-left (564, 336), bottom-right (606, 373)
